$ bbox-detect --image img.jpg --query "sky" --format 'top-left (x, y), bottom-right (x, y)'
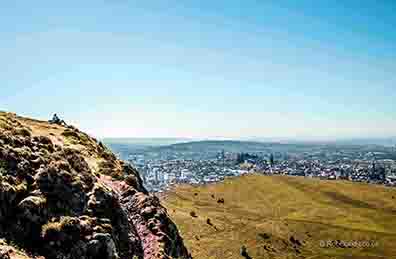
top-left (1, 0), bottom-right (395, 140)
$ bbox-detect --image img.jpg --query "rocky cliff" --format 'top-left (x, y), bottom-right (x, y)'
top-left (0, 112), bottom-right (191, 259)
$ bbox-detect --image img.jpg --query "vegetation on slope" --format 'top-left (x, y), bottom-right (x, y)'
top-left (0, 111), bottom-right (191, 259)
top-left (162, 174), bottom-right (396, 259)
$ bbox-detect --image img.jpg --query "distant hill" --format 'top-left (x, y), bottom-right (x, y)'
top-left (103, 137), bottom-right (193, 147)
top-left (149, 140), bottom-right (318, 154)
top-left (105, 138), bottom-right (396, 162)
top-left (332, 138), bottom-right (396, 147)
top-left (162, 174), bottom-right (396, 259)
top-left (155, 140), bottom-right (277, 152)
top-left (103, 138), bottom-right (194, 160)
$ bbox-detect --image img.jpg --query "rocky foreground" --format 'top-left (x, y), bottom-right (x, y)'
top-left (0, 112), bottom-right (191, 259)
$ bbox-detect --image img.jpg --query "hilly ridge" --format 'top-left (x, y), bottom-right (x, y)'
top-left (0, 111), bottom-right (191, 259)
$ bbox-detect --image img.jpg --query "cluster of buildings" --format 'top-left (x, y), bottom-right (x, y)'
top-left (130, 152), bottom-right (247, 192)
top-left (245, 154), bottom-right (396, 186)
top-left (124, 145), bottom-right (396, 192)
top-left (252, 159), bottom-right (395, 184)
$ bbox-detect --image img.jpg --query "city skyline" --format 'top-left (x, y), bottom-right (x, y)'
top-left (1, 1), bottom-right (395, 139)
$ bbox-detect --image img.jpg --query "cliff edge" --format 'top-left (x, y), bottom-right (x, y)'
top-left (0, 111), bottom-right (191, 259)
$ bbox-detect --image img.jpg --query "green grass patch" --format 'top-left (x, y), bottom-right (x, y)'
top-left (62, 129), bottom-right (91, 146)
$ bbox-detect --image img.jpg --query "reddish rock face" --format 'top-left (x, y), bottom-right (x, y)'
top-left (0, 112), bottom-right (191, 259)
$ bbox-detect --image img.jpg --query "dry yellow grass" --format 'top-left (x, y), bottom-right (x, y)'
top-left (162, 174), bottom-right (396, 259)
top-left (0, 111), bottom-right (124, 178)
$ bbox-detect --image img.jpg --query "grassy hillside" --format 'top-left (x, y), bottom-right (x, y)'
top-left (0, 111), bottom-right (125, 178)
top-left (0, 111), bottom-right (191, 259)
top-left (161, 175), bottom-right (396, 259)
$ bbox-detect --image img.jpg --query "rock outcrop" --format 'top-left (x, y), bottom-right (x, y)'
top-left (0, 112), bottom-right (191, 259)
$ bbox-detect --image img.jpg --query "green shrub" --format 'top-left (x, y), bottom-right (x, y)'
top-left (41, 216), bottom-right (80, 239)
top-left (125, 175), bottom-right (138, 187)
top-left (13, 127), bottom-right (32, 137)
top-left (62, 129), bottom-right (91, 146)
top-left (13, 147), bottom-right (32, 158)
top-left (61, 129), bottom-right (79, 139)
top-left (0, 160), bottom-right (8, 175)
top-left (0, 118), bottom-right (12, 130)
top-left (41, 221), bottom-right (62, 238)
top-left (102, 149), bottom-right (117, 162)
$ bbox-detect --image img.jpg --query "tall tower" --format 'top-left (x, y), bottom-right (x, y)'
top-left (222, 149), bottom-right (225, 173)
top-left (154, 170), bottom-right (159, 185)
top-left (270, 153), bottom-right (274, 166)
top-left (369, 152), bottom-right (377, 180)
top-left (372, 161), bottom-right (376, 176)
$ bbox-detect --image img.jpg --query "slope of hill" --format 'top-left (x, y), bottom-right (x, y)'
top-left (0, 111), bottom-right (191, 259)
top-left (145, 140), bottom-right (392, 156)
top-left (152, 140), bottom-right (279, 153)
top-left (162, 174), bottom-right (396, 259)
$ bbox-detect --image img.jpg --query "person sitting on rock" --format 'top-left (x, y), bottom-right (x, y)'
top-left (49, 113), bottom-right (67, 126)
top-left (49, 113), bottom-right (60, 124)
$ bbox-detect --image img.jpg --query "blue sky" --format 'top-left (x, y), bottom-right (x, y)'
top-left (1, 0), bottom-right (395, 140)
